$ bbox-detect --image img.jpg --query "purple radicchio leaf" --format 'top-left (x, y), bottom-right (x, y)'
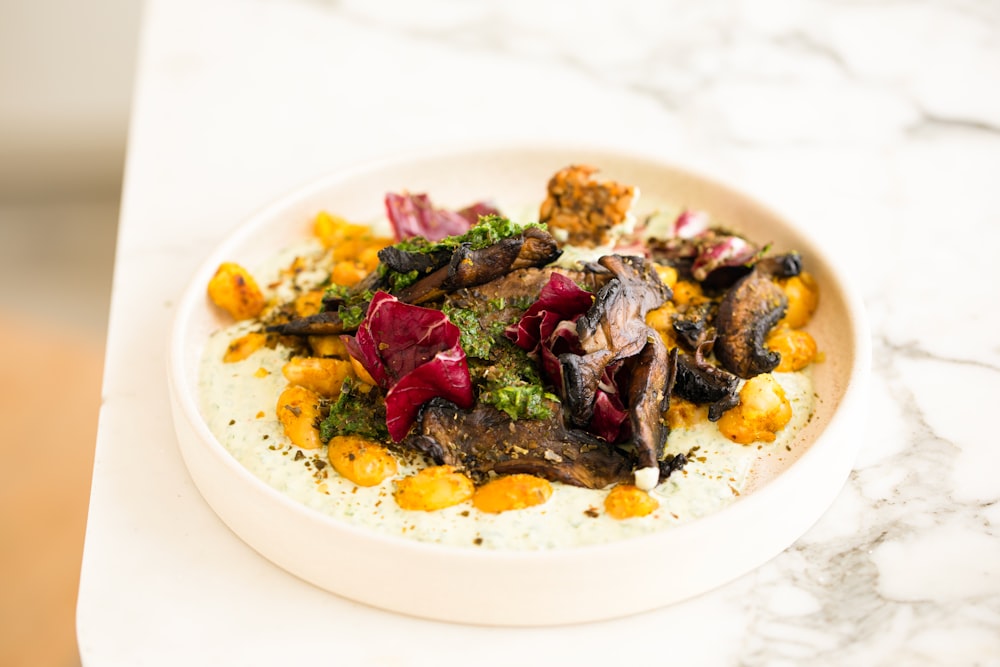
top-left (690, 235), bottom-right (759, 282)
top-left (505, 273), bottom-right (631, 443)
top-left (384, 192), bottom-right (500, 242)
top-left (344, 291), bottom-right (473, 441)
top-left (673, 209), bottom-right (710, 238)
top-left (505, 272), bottom-right (594, 351)
top-left (590, 386), bottom-right (631, 444)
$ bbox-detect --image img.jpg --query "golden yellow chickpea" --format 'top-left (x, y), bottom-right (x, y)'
top-left (327, 435), bottom-right (398, 487)
top-left (349, 355), bottom-right (377, 386)
top-left (276, 385), bottom-right (324, 450)
top-left (604, 484), bottom-right (659, 519)
top-left (645, 303), bottom-right (678, 348)
top-left (766, 327), bottom-right (818, 372)
top-left (777, 272), bottom-right (819, 329)
top-left (222, 331), bottom-right (267, 363)
top-left (393, 465), bottom-right (474, 511)
top-left (665, 396), bottom-right (709, 430)
top-left (472, 474), bottom-right (553, 513)
top-left (207, 262), bottom-right (266, 320)
top-left (281, 356), bottom-right (354, 397)
top-left (308, 335), bottom-right (349, 358)
top-left (672, 280), bottom-right (706, 306)
top-left (645, 303), bottom-right (676, 332)
top-left (312, 211), bottom-right (353, 247)
top-left (330, 260), bottom-right (369, 287)
top-left (652, 262), bottom-right (679, 289)
top-left (357, 245), bottom-right (388, 272)
top-left (716, 374), bottom-right (793, 445)
top-left (294, 290), bottom-right (325, 318)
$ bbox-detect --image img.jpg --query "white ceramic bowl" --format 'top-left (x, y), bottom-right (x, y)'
top-left (168, 145), bottom-right (870, 626)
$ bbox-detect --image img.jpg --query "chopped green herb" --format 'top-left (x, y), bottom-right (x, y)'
top-left (442, 304), bottom-right (494, 359)
top-left (322, 286), bottom-right (374, 330)
top-left (387, 268), bottom-right (420, 292)
top-left (472, 338), bottom-right (556, 421)
top-left (319, 378), bottom-right (389, 442)
top-left (337, 303), bottom-right (366, 329)
top-left (386, 215), bottom-right (545, 257)
top-left (486, 385), bottom-right (557, 421)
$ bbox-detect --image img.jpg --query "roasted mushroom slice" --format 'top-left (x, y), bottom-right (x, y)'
top-left (624, 337), bottom-right (676, 474)
top-left (406, 401), bottom-right (632, 489)
top-left (270, 226), bottom-right (562, 336)
top-left (673, 349), bottom-right (740, 421)
top-left (561, 255), bottom-right (671, 426)
top-left (714, 268), bottom-right (787, 379)
top-left (394, 227), bottom-right (562, 305)
top-left (376, 244), bottom-right (452, 276)
top-left (671, 301), bottom-right (716, 350)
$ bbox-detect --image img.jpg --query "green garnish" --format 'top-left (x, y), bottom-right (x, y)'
top-left (323, 285), bottom-right (374, 330)
top-left (319, 378), bottom-right (389, 442)
top-left (387, 215), bottom-right (545, 257)
top-left (441, 303), bottom-right (494, 359)
top-left (472, 338), bottom-right (556, 421)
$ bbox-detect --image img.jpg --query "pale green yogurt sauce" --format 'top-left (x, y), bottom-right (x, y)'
top-left (197, 222), bottom-right (816, 551)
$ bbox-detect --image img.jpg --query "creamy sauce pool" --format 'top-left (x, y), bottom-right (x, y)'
top-left (198, 235), bottom-right (815, 551)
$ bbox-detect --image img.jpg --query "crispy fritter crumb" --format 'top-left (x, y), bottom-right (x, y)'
top-left (539, 165), bottom-right (635, 247)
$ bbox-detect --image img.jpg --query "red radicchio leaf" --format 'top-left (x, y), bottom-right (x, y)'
top-left (384, 346), bottom-right (472, 442)
top-left (505, 273), bottom-right (594, 351)
top-left (384, 192), bottom-right (500, 242)
top-left (455, 201), bottom-right (502, 225)
top-left (344, 291), bottom-right (473, 441)
top-left (506, 274), bottom-right (631, 442)
top-left (673, 209), bottom-right (710, 239)
top-left (690, 235), bottom-right (759, 282)
top-left (590, 388), bottom-right (631, 443)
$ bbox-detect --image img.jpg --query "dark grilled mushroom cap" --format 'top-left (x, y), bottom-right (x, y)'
top-left (395, 227), bottom-right (562, 305)
top-left (671, 301), bottom-right (716, 350)
top-left (625, 338), bottom-right (676, 471)
top-left (268, 309), bottom-right (348, 336)
top-left (561, 255), bottom-right (671, 427)
top-left (377, 244), bottom-right (452, 275)
top-left (269, 227), bottom-right (563, 336)
top-left (406, 401), bottom-right (632, 489)
top-left (714, 268), bottom-right (787, 379)
top-left (673, 351), bottom-right (740, 421)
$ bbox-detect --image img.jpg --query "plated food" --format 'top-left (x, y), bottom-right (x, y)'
top-left (168, 146), bottom-right (869, 624)
top-left (198, 164), bottom-right (822, 549)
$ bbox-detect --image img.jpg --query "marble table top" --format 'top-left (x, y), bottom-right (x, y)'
top-left (77, 0), bottom-right (1000, 664)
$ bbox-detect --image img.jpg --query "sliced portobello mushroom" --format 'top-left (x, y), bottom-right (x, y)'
top-left (714, 267), bottom-right (787, 379)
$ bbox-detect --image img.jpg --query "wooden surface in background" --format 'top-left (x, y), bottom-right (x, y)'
top-left (0, 313), bottom-right (102, 667)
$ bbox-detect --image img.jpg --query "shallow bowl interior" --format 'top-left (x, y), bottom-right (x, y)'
top-left (168, 145), bottom-right (870, 626)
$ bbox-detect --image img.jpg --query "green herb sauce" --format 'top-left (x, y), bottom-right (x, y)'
top-left (319, 378), bottom-right (389, 442)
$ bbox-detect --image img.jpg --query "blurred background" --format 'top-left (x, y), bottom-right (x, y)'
top-left (0, 0), bottom-right (141, 665)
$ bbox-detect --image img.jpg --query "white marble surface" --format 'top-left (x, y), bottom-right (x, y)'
top-left (77, 0), bottom-right (1000, 664)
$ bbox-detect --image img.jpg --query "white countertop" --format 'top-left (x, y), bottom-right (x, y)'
top-left (78, 0), bottom-right (1000, 664)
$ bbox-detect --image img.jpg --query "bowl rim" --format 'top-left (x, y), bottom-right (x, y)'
top-left (168, 141), bottom-right (872, 566)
